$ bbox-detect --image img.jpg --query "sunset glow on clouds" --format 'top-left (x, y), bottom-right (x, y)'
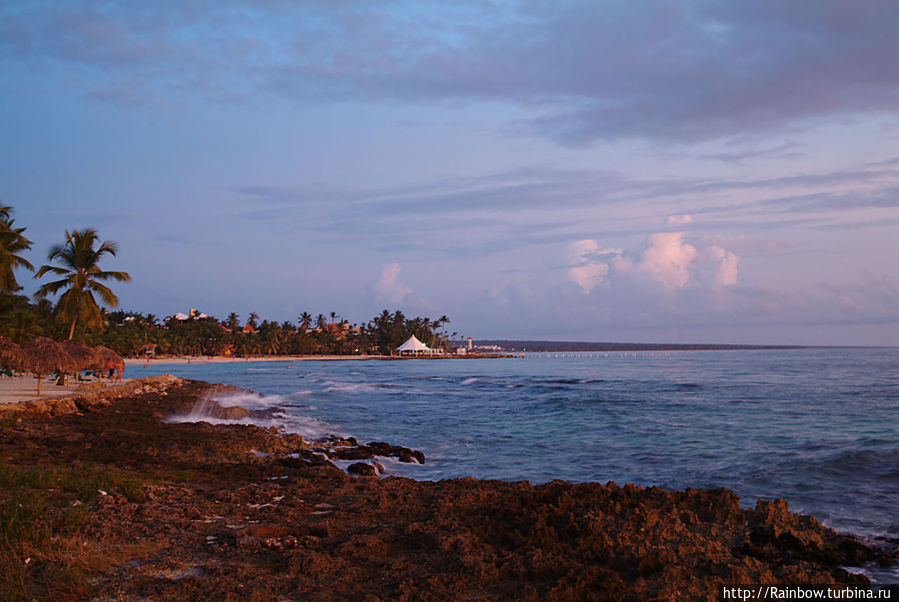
top-left (2, 0), bottom-right (897, 344)
top-left (567, 228), bottom-right (741, 295)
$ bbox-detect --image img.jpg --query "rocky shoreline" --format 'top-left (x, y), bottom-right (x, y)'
top-left (1, 377), bottom-right (895, 600)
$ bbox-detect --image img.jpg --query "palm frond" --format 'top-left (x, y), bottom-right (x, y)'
top-left (35, 278), bottom-right (72, 298)
top-left (11, 255), bottom-right (34, 271)
top-left (88, 281), bottom-right (120, 307)
top-left (34, 265), bottom-right (70, 278)
top-left (96, 240), bottom-right (119, 257)
top-left (94, 270), bottom-right (131, 283)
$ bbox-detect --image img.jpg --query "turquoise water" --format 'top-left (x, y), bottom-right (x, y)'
top-left (134, 348), bottom-right (898, 546)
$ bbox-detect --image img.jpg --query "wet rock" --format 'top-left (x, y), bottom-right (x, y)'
top-left (286, 450), bottom-right (333, 467)
top-left (330, 447), bottom-right (374, 461)
top-left (366, 441), bottom-right (426, 464)
top-left (347, 462), bottom-right (378, 476)
top-left (207, 404), bottom-right (250, 420)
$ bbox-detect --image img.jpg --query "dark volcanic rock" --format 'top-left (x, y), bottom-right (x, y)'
top-left (347, 462), bottom-right (378, 476)
top-left (207, 404), bottom-right (251, 420)
top-left (330, 447), bottom-right (375, 461)
top-left (367, 440), bottom-right (426, 464)
top-left (328, 441), bottom-right (426, 464)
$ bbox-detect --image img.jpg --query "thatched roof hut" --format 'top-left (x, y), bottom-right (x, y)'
top-left (92, 345), bottom-right (125, 382)
top-left (22, 337), bottom-right (76, 396)
top-left (92, 345), bottom-right (123, 371)
top-left (61, 340), bottom-right (98, 372)
top-left (0, 335), bottom-right (25, 372)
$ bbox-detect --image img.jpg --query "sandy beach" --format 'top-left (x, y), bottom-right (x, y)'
top-left (124, 355), bottom-right (389, 367)
top-left (124, 353), bottom-right (518, 368)
top-left (1, 376), bottom-right (894, 600)
top-left (0, 374), bottom-right (122, 405)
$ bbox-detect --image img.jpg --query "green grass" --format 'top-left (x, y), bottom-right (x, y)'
top-left (0, 462), bottom-right (159, 600)
top-left (0, 462), bottom-right (147, 504)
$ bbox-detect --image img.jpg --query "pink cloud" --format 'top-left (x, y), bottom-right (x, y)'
top-left (372, 263), bottom-right (412, 304)
top-left (566, 239), bottom-right (622, 293)
top-left (665, 214), bottom-right (693, 226)
top-left (566, 230), bottom-right (742, 293)
top-left (638, 232), bottom-right (697, 291)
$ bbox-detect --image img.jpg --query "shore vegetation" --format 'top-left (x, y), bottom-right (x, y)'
top-left (34, 229), bottom-right (131, 341)
top-left (0, 203), bottom-right (458, 360)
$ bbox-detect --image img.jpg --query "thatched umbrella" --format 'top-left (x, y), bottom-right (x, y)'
top-left (0, 335), bottom-right (25, 372)
top-left (93, 345), bottom-right (124, 381)
top-left (61, 340), bottom-right (98, 372)
top-left (22, 337), bottom-right (76, 396)
top-left (60, 340), bottom-right (98, 385)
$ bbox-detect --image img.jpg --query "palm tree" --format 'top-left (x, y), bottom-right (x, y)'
top-left (34, 229), bottom-right (131, 340)
top-left (0, 204), bottom-right (35, 294)
top-left (299, 312), bottom-right (312, 330)
top-left (5, 307), bottom-right (43, 344)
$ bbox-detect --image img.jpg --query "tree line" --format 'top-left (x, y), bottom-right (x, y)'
top-left (0, 203), bottom-right (457, 357)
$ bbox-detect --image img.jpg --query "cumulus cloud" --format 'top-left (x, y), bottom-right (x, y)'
top-left (638, 233), bottom-right (698, 291)
top-left (566, 239), bottom-right (622, 293)
top-left (569, 263), bottom-right (610, 294)
top-left (371, 263), bottom-right (412, 304)
top-left (665, 214), bottom-right (693, 226)
top-left (700, 245), bottom-right (740, 287)
top-left (566, 230), bottom-right (741, 293)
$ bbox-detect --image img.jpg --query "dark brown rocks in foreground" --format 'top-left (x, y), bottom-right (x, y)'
top-left (0, 377), bottom-right (894, 601)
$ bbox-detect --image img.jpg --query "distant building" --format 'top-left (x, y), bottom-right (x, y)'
top-left (474, 344), bottom-right (503, 352)
top-left (170, 308), bottom-right (210, 321)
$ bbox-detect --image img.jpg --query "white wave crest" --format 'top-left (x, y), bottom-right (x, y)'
top-left (323, 381), bottom-right (393, 393)
top-left (164, 389), bottom-right (343, 441)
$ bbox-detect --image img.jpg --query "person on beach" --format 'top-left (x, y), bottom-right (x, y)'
top-left (106, 359), bottom-right (124, 383)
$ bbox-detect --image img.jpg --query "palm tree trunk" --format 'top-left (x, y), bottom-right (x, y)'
top-left (37, 373), bottom-right (43, 396)
top-left (67, 316), bottom-right (77, 340)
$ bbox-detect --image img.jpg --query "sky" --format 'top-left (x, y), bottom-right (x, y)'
top-left (1, 0), bottom-right (898, 345)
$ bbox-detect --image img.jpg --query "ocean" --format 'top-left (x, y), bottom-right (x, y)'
top-left (134, 347), bottom-right (898, 576)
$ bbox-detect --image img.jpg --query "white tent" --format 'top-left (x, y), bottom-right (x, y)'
top-left (394, 335), bottom-right (433, 355)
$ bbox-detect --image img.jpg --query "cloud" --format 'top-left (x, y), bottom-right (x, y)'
top-left (699, 234), bottom-right (790, 255)
top-left (665, 214), bottom-right (693, 226)
top-left (566, 230), bottom-right (742, 294)
top-left (371, 263), bottom-right (412, 305)
top-left (568, 263), bottom-right (609, 294)
top-left (700, 245), bottom-right (740, 287)
top-left (566, 239), bottom-right (622, 292)
top-left (4, 1), bottom-right (897, 144)
top-left (638, 233), bottom-right (698, 291)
